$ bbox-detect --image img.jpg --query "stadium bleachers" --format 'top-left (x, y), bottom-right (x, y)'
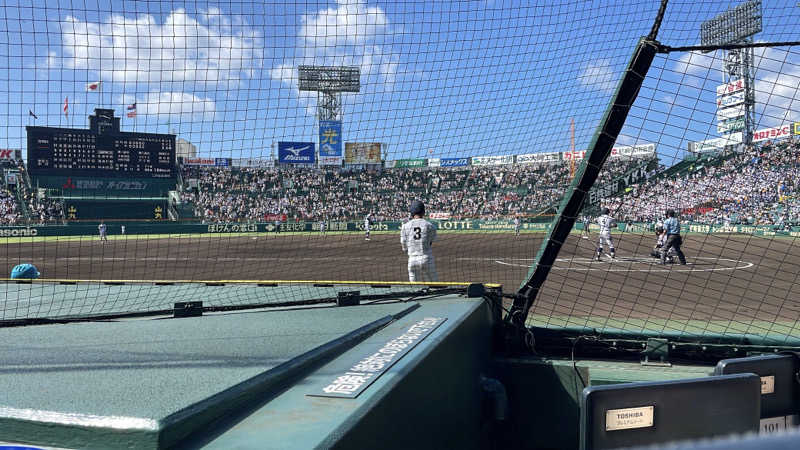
top-left (178, 158), bottom-right (649, 223)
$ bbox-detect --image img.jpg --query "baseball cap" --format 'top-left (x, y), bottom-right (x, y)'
top-left (410, 200), bottom-right (425, 216)
top-left (11, 263), bottom-right (40, 279)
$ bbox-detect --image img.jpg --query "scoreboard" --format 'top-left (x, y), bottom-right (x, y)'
top-left (26, 109), bottom-right (175, 179)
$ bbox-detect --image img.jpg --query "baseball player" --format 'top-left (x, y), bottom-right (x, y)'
top-left (581, 215), bottom-right (591, 239)
top-left (650, 223), bottom-right (675, 263)
top-left (319, 219), bottom-right (326, 235)
top-left (364, 213), bottom-right (373, 241)
top-left (595, 208), bottom-right (616, 261)
top-left (121, 225), bottom-right (126, 235)
top-left (98, 221), bottom-right (107, 241)
top-left (401, 200), bottom-right (438, 282)
top-left (513, 216), bottom-right (520, 237)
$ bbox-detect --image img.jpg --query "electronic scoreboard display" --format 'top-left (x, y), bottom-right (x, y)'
top-left (26, 109), bottom-right (176, 179)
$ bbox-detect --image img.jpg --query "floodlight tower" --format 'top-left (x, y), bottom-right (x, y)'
top-left (298, 66), bottom-right (361, 122)
top-left (700, 0), bottom-right (762, 146)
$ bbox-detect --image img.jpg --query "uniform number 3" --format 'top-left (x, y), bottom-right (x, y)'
top-left (413, 227), bottom-right (422, 240)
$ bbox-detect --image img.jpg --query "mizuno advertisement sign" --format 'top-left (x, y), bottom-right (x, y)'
top-left (278, 142), bottom-right (316, 164)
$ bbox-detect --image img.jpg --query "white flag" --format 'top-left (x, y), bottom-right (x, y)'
top-left (86, 81), bottom-right (102, 92)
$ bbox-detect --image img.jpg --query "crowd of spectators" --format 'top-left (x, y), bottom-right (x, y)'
top-left (180, 157), bottom-right (651, 222)
top-left (0, 188), bottom-right (22, 225)
top-left (0, 161), bottom-right (64, 225)
top-left (606, 138), bottom-right (800, 226)
top-left (3, 139), bottom-right (798, 227)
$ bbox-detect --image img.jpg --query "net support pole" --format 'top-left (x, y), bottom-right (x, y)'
top-left (506, 37), bottom-right (660, 343)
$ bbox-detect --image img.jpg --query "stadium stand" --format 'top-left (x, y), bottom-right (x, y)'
top-left (607, 138), bottom-right (800, 225)
top-left (179, 158), bottom-right (651, 223)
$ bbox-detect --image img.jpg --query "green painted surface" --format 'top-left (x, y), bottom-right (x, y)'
top-left (0, 302), bottom-right (414, 449)
top-left (200, 296), bottom-right (493, 450)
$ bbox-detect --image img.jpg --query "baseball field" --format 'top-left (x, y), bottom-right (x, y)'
top-left (3, 230), bottom-right (798, 334)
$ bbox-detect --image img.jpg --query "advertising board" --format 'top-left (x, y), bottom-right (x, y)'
top-left (562, 150), bottom-right (586, 161)
top-left (319, 120), bottom-right (342, 159)
top-left (753, 125), bottom-right (792, 142)
top-left (231, 158), bottom-right (275, 168)
top-left (718, 118), bottom-right (745, 133)
top-left (394, 159), bottom-right (426, 168)
top-left (345, 143), bottom-right (381, 164)
top-left (278, 142), bottom-right (316, 165)
top-left (610, 144), bottom-right (656, 159)
top-left (0, 149), bottom-right (21, 162)
top-left (472, 155), bottom-right (514, 166)
top-left (183, 158), bottom-right (216, 166)
top-left (717, 91), bottom-right (745, 108)
top-left (439, 157), bottom-right (470, 167)
top-left (516, 152), bottom-right (560, 164)
top-left (716, 79), bottom-right (745, 96)
top-left (717, 104), bottom-right (745, 120)
top-left (688, 132), bottom-right (742, 153)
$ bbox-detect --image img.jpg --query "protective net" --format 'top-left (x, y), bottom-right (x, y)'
top-left (0, 1), bottom-right (799, 350)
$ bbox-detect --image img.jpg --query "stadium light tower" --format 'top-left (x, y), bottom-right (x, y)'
top-left (298, 66), bottom-right (361, 121)
top-left (701, 0), bottom-right (762, 146)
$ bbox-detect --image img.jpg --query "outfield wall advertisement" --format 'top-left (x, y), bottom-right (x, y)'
top-left (472, 155), bottom-right (514, 166)
top-left (3, 221), bottom-right (798, 238)
top-left (394, 158), bottom-right (426, 168)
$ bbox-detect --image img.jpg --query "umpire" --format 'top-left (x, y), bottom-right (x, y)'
top-left (661, 209), bottom-right (687, 265)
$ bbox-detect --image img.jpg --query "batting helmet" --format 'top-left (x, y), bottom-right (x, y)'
top-left (602, 207), bottom-right (610, 215)
top-left (11, 263), bottom-right (40, 279)
top-left (410, 200), bottom-right (425, 217)
top-left (666, 209), bottom-right (676, 217)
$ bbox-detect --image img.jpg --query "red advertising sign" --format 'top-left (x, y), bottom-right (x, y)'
top-left (716, 79), bottom-right (744, 96)
top-left (562, 150), bottom-right (586, 160)
top-left (753, 125), bottom-right (792, 143)
top-left (183, 158), bottom-right (216, 166)
top-left (265, 214), bottom-right (288, 222)
top-left (0, 149), bottom-right (21, 161)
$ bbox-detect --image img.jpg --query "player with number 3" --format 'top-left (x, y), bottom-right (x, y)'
top-left (401, 200), bottom-right (438, 282)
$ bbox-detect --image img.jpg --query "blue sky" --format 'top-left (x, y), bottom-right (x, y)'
top-left (0, 0), bottom-right (798, 167)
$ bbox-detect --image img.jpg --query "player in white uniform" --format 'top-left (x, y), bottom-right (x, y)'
top-left (319, 219), bottom-right (326, 235)
top-left (401, 200), bottom-right (438, 282)
top-left (364, 213), bottom-right (373, 241)
top-left (513, 217), bottom-right (520, 237)
top-left (98, 222), bottom-right (107, 241)
top-left (595, 208), bottom-right (616, 261)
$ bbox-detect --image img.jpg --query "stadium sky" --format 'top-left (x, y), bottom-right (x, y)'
top-left (0, 0), bottom-right (798, 167)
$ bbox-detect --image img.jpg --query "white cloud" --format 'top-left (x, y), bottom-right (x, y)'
top-left (122, 91), bottom-right (216, 119)
top-left (752, 46), bottom-right (800, 127)
top-left (52, 9), bottom-right (263, 87)
top-left (578, 59), bottom-right (617, 93)
top-left (668, 45), bottom-right (800, 128)
top-left (672, 50), bottom-right (719, 77)
top-left (271, 0), bottom-right (398, 115)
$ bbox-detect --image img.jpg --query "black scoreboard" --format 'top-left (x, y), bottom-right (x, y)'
top-left (26, 109), bottom-right (175, 179)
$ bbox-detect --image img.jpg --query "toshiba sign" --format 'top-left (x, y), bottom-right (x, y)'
top-left (753, 125), bottom-right (791, 143)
